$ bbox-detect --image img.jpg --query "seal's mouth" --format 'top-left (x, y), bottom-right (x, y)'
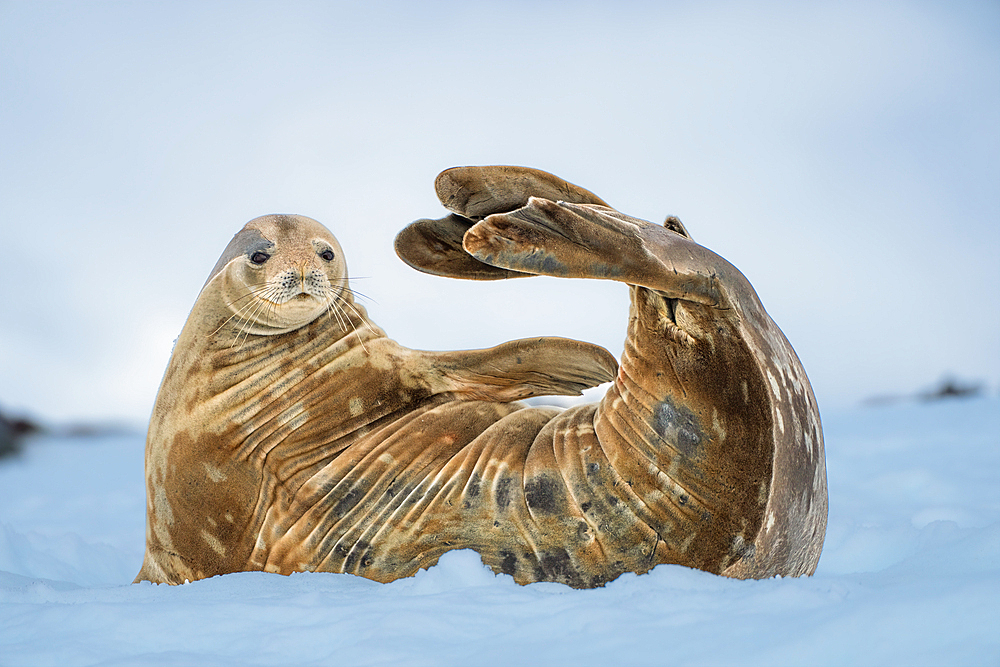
top-left (262, 289), bottom-right (323, 306)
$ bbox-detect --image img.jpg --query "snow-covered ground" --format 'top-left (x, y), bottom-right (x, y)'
top-left (0, 394), bottom-right (997, 666)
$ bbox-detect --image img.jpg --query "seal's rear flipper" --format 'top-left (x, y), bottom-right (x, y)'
top-left (464, 198), bottom-right (728, 307)
top-left (397, 166), bottom-right (694, 283)
top-left (436, 166), bottom-right (610, 219)
top-left (396, 165), bottom-right (610, 281)
top-left (395, 215), bottom-right (535, 281)
top-left (427, 337), bottom-right (618, 402)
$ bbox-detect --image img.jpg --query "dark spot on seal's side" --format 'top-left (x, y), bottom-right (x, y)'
top-left (588, 574), bottom-right (611, 588)
top-left (332, 485), bottom-right (366, 518)
top-left (652, 399), bottom-right (703, 456)
top-left (677, 429), bottom-right (700, 454)
top-left (495, 476), bottom-right (513, 510)
top-left (344, 540), bottom-right (370, 570)
top-left (525, 476), bottom-right (560, 514)
top-left (499, 550), bottom-right (517, 575)
top-left (465, 473), bottom-right (481, 504)
top-left (540, 549), bottom-right (585, 587)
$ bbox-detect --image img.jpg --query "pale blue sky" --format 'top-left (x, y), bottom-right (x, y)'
top-left (1, 1), bottom-right (997, 423)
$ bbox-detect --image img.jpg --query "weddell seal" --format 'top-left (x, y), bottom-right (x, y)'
top-left (135, 166), bottom-right (827, 587)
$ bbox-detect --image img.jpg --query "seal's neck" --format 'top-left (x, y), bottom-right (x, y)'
top-left (152, 282), bottom-right (383, 432)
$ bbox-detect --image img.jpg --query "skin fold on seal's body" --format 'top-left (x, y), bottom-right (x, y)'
top-left (136, 166), bottom-right (827, 588)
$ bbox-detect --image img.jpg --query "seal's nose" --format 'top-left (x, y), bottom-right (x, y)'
top-left (296, 264), bottom-right (310, 292)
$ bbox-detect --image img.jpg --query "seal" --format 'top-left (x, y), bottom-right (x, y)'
top-left (136, 167), bottom-right (827, 588)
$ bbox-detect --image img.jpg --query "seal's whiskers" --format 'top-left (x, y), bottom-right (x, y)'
top-left (328, 287), bottom-right (369, 354)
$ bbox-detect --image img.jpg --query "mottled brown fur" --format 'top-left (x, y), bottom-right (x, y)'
top-left (136, 168), bottom-right (827, 587)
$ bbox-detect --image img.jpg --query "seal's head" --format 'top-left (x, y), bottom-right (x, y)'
top-left (207, 214), bottom-right (348, 336)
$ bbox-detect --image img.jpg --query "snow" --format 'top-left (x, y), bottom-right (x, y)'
top-left (1, 396), bottom-right (997, 666)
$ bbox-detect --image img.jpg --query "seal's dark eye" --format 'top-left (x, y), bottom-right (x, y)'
top-left (250, 251), bottom-right (270, 265)
top-left (319, 249), bottom-right (335, 262)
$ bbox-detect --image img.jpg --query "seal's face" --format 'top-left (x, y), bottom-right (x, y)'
top-left (215, 214), bottom-right (348, 336)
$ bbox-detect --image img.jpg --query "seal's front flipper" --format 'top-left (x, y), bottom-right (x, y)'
top-left (427, 337), bottom-right (618, 402)
top-left (464, 198), bottom-right (727, 307)
top-left (394, 214), bottom-right (535, 281)
top-left (436, 166), bottom-right (610, 219)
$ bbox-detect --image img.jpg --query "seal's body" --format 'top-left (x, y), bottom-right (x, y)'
top-left (136, 167), bottom-right (826, 587)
